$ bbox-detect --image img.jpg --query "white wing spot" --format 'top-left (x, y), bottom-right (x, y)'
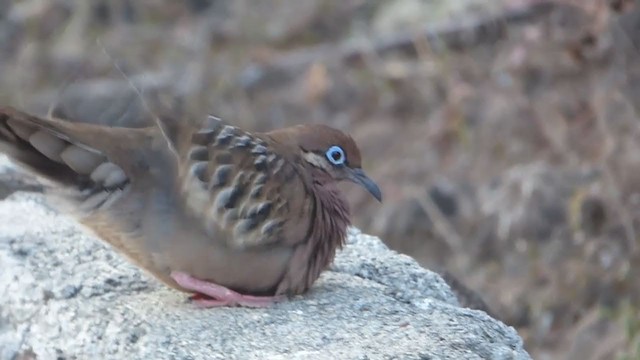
top-left (103, 167), bottom-right (128, 188)
top-left (254, 174), bottom-right (268, 185)
top-left (261, 219), bottom-right (281, 236)
top-left (190, 162), bottom-right (208, 183)
top-left (210, 164), bottom-right (232, 188)
top-left (251, 144), bottom-right (267, 154)
top-left (217, 125), bottom-right (235, 139)
top-left (233, 135), bottom-right (253, 148)
top-left (254, 155), bottom-right (268, 170)
top-left (214, 187), bottom-right (235, 211)
top-left (90, 162), bottom-right (122, 183)
top-left (271, 158), bottom-right (285, 174)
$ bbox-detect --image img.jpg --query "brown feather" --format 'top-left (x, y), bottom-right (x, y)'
top-left (275, 166), bottom-right (350, 295)
top-left (266, 124), bottom-right (362, 167)
top-left (0, 106), bottom-right (370, 301)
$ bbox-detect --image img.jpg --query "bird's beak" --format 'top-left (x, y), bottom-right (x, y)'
top-left (348, 168), bottom-right (382, 202)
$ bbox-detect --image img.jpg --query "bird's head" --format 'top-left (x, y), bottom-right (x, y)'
top-left (270, 124), bottom-right (382, 202)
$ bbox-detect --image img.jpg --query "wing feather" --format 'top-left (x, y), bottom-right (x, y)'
top-left (177, 115), bottom-right (312, 249)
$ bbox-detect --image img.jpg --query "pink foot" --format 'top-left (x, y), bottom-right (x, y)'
top-left (170, 271), bottom-right (283, 308)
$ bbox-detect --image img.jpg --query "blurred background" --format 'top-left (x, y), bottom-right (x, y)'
top-left (1, 0), bottom-right (639, 358)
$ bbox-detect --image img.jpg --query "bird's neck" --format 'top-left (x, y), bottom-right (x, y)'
top-left (304, 167), bottom-right (351, 280)
top-left (308, 168), bottom-right (351, 229)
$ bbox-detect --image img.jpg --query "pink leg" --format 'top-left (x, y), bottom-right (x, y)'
top-left (170, 271), bottom-right (283, 308)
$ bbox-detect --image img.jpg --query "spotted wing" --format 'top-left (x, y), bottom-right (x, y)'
top-left (176, 116), bottom-right (313, 249)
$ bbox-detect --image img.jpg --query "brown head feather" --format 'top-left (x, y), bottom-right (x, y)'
top-left (265, 124), bottom-right (362, 168)
top-left (264, 123), bottom-right (381, 202)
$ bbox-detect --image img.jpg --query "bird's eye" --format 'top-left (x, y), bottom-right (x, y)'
top-left (325, 145), bottom-right (346, 165)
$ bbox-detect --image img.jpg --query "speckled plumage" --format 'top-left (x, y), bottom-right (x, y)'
top-left (0, 106), bottom-right (381, 306)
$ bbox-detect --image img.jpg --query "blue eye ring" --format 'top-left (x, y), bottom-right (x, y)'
top-left (326, 145), bottom-right (346, 165)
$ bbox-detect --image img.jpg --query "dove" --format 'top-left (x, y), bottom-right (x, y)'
top-left (0, 106), bottom-right (381, 307)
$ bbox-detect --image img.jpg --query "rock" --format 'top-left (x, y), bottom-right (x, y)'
top-left (0, 190), bottom-right (530, 359)
top-left (0, 156), bottom-right (44, 200)
top-left (371, 0), bottom-right (500, 36)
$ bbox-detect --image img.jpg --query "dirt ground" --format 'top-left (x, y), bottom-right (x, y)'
top-left (1, 1), bottom-right (640, 358)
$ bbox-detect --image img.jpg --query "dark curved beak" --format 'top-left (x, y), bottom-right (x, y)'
top-left (348, 168), bottom-right (382, 202)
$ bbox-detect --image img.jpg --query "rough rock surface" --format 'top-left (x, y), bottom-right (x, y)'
top-left (0, 181), bottom-right (530, 359)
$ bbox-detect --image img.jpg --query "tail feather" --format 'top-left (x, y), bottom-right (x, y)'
top-left (0, 107), bottom-right (157, 202)
top-left (0, 109), bottom-right (87, 187)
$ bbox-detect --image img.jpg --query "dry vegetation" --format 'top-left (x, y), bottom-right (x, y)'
top-left (1, 0), bottom-right (640, 358)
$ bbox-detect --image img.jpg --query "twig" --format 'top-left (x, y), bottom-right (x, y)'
top-left (241, 1), bottom-right (558, 92)
top-left (407, 185), bottom-right (465, 255)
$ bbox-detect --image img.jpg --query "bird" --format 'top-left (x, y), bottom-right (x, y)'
top-left (0, 106), bottom-right (381, 307)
